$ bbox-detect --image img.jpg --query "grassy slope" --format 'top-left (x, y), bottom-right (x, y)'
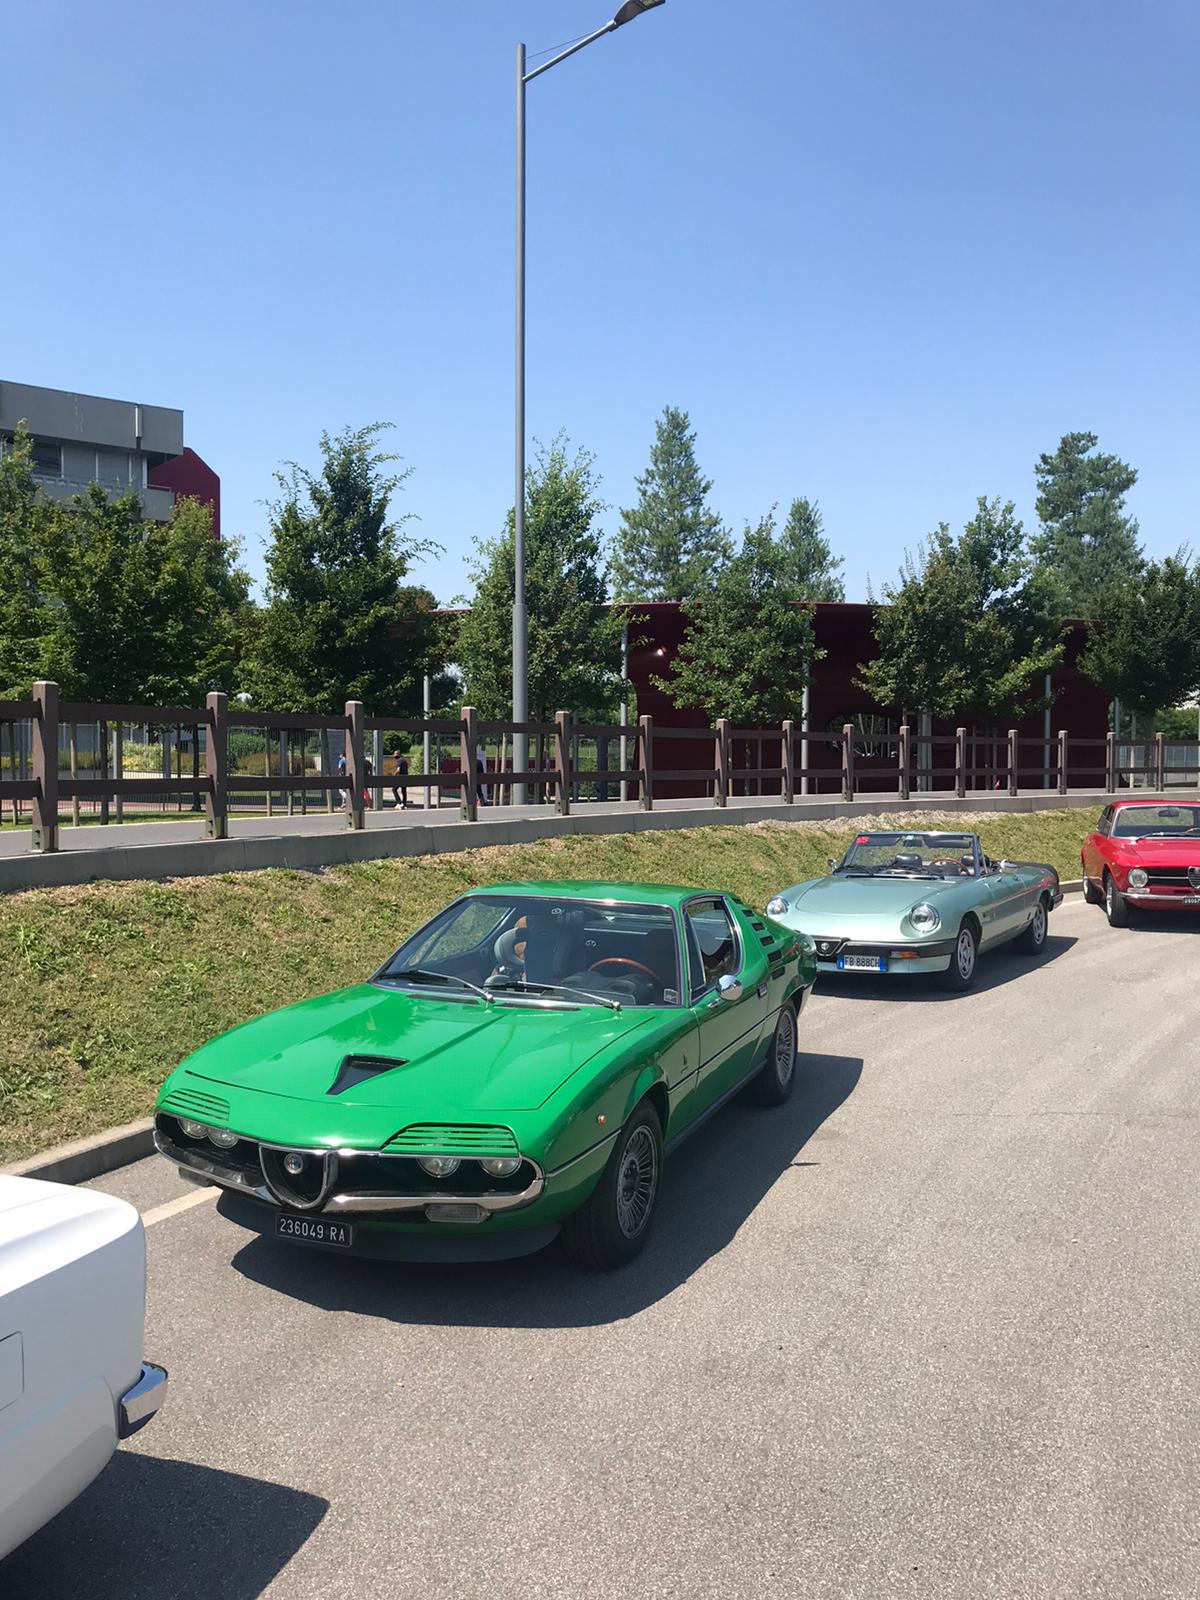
top-left (0, 809), bottom-right (1092, 1161)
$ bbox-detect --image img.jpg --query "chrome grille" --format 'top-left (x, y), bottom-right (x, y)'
top-left (385, 1124), bottom-right (519, 1157)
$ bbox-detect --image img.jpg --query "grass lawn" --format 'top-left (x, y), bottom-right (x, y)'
top-left (0, 807), bottom-right (1093, 1162)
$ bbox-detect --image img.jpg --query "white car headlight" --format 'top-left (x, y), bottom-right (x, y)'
top-left (208, 1127), bottom-right (239, 1149)
top-left (1128, 868), bottom-right (1148, 889)
top-left (909, 902), bottom-right (941, 934)
top-left (765, 896), bottom-right (789, 918)
top-left (479, 1156), bottom-right (522, 1178)
top-left (179, 1119), bottom-right (208, 1140)
top-left (418, 1156), bottom-right (461, 1179)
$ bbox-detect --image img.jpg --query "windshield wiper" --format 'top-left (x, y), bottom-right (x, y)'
top-left (487, 977), bottom-right (621, 1012)
top-left (1137, 829), bottom-right (1200, 838)
top-left (380, 967), bottom-right (492, 1003)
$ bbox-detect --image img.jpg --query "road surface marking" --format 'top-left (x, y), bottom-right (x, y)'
top-left (143, 1188), bottom-right (218, 1228)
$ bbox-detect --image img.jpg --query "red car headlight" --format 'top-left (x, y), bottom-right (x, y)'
top-left (1128, 868), bottom-right (1148, 889)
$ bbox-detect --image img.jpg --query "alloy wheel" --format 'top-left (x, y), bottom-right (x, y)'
top-left (774, 1010), bottom-right (796, 1088)
top-left (615, 1126), bottom-right (659, 1239)
top-left (956, 929), bottom-right (976, 982)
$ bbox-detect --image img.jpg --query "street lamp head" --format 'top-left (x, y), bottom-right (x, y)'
top-left (611, 0), bottom-right (666, 28)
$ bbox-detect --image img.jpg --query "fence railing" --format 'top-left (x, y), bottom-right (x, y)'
top-left (1, 684), bottom-right (1198, 853)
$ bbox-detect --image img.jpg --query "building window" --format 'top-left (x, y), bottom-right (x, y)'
top-left (30, 439), bottom-right (63, 479)
top-left (96, 449), bottom-right (130, 488)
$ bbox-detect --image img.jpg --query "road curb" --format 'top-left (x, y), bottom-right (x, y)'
top-left (3, 1118), bottom-right (155, 1186)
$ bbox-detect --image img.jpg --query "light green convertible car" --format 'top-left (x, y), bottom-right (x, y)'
top-left (766, 830), bottom-right (1062, 991)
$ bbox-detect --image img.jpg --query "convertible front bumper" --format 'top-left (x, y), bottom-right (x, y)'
top-left (812, 937), bottom-right (956, 975)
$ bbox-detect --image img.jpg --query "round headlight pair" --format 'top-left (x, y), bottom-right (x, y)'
top-left (179, 1118), bottom-right (238, 1148)
top-left (909, 902), bottom-right (941, 934)
top-left (1128, 867), bottom-right (1149, 889)
top-left (765, 896), bottom-right (789, 918)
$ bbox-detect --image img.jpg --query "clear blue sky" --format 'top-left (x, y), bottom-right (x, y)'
top-left (4, 0), bottom-right (1197, 602)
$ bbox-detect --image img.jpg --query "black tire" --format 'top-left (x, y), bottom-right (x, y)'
top-left (1104, 872), bottom-right (1130, 928)
top-left (1014, 894), bottom-right (1049, 955)
top-left (747, 1001), bottom-right (799, 1106)
top-left (939, 920), bottom-right (979, 991)
top-left (1081, 870), bottom-right (1101, 905)
top-left (560, 1102), bottom-right (663, 1270)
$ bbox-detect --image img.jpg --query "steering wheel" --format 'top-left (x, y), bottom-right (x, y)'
top-left (588, 957), bottom-right (659, 983)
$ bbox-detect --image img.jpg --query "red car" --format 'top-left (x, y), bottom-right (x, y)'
top-left (1081, 799), bottom-right (1200, 926)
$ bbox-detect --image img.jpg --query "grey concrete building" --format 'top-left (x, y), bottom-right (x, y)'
top-left (0, 378), bottom-right (185, 520)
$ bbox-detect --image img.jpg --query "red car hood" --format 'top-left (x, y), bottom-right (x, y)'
top-left (1110, 837), bottom-right (1200, 866)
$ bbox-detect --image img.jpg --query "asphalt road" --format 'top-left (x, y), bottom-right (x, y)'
top-left (6, 897), bottom-right (1198, 1599)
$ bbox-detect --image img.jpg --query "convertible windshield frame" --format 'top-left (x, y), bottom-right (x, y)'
top-left (372, 893), bottom-right (686, 1010)
top-left (836, 831), bottom-right (983, 879)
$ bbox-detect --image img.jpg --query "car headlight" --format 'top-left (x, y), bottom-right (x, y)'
top-left (178, 1119), bottom-right (208, 1140)
top-left (1128, 867), bottom-right (1148, 889)
top-left (765, 896), bottom-right (789, 917)
top-left (909, 902), bottom-right (941, 934)
top-left (418, 1156), bottom-right (461, 1179)
top-left (208, 1127), bottom-right (239, 1149)
top-left (479, 1156), bottom-right (522, 1178)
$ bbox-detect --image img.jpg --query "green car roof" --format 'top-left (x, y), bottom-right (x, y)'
top-left (463, 880), bottom-right (711, 907)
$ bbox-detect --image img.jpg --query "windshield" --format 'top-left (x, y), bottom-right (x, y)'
top-left (1112, 804), bottom-right (1200, 838)
top-left (838, 832), bottom-right (978, 878)
top-left (375, 895), bottom-right (682, 1008)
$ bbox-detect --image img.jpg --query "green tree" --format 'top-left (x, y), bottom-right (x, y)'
top-left (1031, 431), bottom-right (1143, 617)
top-left (610, 406), bottom-right (732, 601)
top-left (858, 497), bottom-right (1063, 721)
top-left (36, 486), bottom-right (251, 703)
top-left (455, 437), bottom-right (623, 720)
top-left (655, 511), bottom-right (820, 723)
top-left (1079, 555), bottom-right (1200, 719)
top-left (242, 425), bottom-right (442, 714)
top-left (778, 497), bottom-right (844, 601)
top-left (0, 426), bottom-right (52, 697)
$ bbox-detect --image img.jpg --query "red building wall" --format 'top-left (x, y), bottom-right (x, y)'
top-left (148, 447), bottom-right (221, 538)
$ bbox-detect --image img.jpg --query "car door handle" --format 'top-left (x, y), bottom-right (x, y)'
top-left (756, 984), bottom-right (767, 998)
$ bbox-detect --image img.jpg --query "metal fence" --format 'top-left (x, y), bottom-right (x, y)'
top-left (1, 684), bottom-right (1198, 853)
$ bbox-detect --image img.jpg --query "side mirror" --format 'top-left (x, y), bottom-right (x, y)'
top-left (716, 973), bottom-right (743, 1004)
top-left (827, 857), bottom-right (838, 871)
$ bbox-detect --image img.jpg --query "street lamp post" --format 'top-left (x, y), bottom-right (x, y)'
top-left (512, 0), bottom-right (666, 805)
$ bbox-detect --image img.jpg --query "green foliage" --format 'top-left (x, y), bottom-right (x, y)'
top-left (1154, 705), bottom-right (1200, 740)
top-left (455, 436), bottom-right (624, 720)
top-left (37, 487), bottom-right (250, 704)
top-left (242, 425), bottom-right (444, 714)
top-left (610, 406), bottom-right (732, 601)
top-left (1030, 432), bottom-right (1143, 618)
top-left (656, 510), bottom-right (821, 724)
top-left (778, 498), bottom-right (844, 601)
top-left (1080, 554), bottom-right (1200, 717)
top-left (0, 427), bottom-right (51, 698)
top-left (859, 497), bottom-right (1064, 721)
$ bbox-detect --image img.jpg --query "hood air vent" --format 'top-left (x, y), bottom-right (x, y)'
top-left (327, 1054), bottom-right (407, 1096)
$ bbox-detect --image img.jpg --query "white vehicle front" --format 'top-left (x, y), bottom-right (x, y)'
top-left (0, 1175), bottom-right (166, 1561)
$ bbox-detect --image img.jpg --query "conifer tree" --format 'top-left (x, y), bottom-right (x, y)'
top-left (610, 406), bottom-right (731, 600)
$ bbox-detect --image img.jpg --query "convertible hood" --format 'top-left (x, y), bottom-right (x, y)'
top-left (783, 875), bottom-right (958, 922)
top-left (179, 983), bottom-right (655, 1113)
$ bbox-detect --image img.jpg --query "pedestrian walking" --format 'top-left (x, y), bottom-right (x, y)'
top-left (391, 751), bottom-right (410, 809)
top-left (476, 746), bottom-right (491, 806)
top-left (363, 754), bottom-right (374, 809)
top-left (336, 749), bottom-right (349, 804)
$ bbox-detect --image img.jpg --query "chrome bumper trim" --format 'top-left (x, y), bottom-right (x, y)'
top-left (157, 1129), bottom-right (544, 1215)
top-left (119, 1362), bottom-right (168, 1438)
top-left (1125, 890), bottom-right (1200, 903)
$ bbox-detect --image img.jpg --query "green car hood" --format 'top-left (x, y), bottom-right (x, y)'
top-left (780, 874), bottom-right (963, 931)
top-left (177, 983), bottom-right (657, 1115)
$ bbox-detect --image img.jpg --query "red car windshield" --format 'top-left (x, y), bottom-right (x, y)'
top-left (1112, 804), bottom-right (1200, 838)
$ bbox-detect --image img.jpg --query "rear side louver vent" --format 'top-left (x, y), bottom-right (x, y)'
top-left (385, 1124), bottom-right (519, 1158)
top-left (162, 1087), bottom-right (231, 1123)
top-left (328, 1055), bottom-right (407, 1096)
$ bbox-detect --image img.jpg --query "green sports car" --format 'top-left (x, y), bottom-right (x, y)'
top-left (766, 831), bottom-right (1062, 992)
top-left (153, 881), bottom-right (816, 1269)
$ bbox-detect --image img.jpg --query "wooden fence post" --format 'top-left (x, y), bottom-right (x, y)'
top-left (898, 723), bottom-right (911, 800)
top-left (1008, 728), bottom-right (1019, 796)
top-left (1057, 729), bottom-right (1068, 796)
top-left (781, 719), bottom-right (795, 804)
top-left (205, 692), bottom-right (228, 839)
top-left (639, 714), bottom-right (654, 811)
top-left (459, 706), bottom-right (478, 821)
top-left (841, 724), bottom-right (854, 802)
top-left (554, 710), bottom-right (571, 816)
top-left (1106, 730), bottom-right (1116, 793)
top-left (955, 727), bottom-right (966, 798)
top-left (31, 681), bottom-right (60, 852)
top-left (1155, 731), bottom-right (1166, 792)
top-left (345, 700), bottom-right (365, 829)
top-left (715, 719), bottom-right (730, 807)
